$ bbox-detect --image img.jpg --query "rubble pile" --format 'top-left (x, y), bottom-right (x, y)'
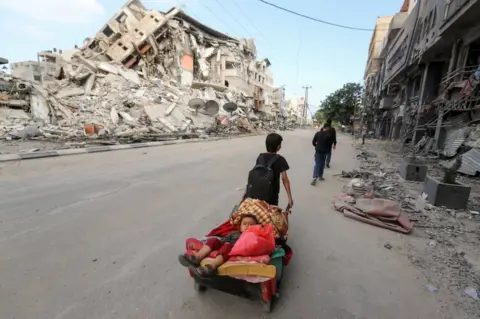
top-left (1, 67), bottom-right (249, 142)
top-left (415, 121), bottom-right (480, 177)
top-left (0, 2), bottom-right (281, 145)
top-left (346, 141), bottom-right (480, 316)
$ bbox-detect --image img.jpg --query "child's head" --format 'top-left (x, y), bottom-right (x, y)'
top-left (265, 133), bottom-right (283, 153)
top-left (239, 215), bottom-right (258, 232)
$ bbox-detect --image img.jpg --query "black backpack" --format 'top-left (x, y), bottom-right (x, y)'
top-left (245, 154), bottom-right (279, 201)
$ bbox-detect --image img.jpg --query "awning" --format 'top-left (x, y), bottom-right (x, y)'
top-left (0, 57), bottom-right (8, 65)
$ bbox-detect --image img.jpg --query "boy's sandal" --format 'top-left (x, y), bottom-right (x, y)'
top-left (193, 265), bottom-right (217, 278)
top-left (178, 254), bottom-right (200, 267)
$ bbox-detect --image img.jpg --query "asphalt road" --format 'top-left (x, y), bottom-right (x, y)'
top-left (0, 130), bottom-right (463, 319)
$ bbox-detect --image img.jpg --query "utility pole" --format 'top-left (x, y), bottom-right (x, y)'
top-left (302, 85), bottom-right (312, 125)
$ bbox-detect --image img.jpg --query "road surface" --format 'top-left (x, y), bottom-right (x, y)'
top-left (0, 130), bottom-right (462, 319)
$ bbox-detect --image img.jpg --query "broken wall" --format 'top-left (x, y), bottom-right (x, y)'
top-left (10, 62), bottom-right (42, 82)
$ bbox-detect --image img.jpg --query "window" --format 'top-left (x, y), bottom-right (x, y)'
top-left (445, 0), bottom-right (453, 20)
top-left (116, 13), bottom-right (127, 24)
top-left (427, 12), bottom-right (433, 31)
top-left (414, 22), bottom-right (423, 44)
top-left (33, 75), bottom-right (41, 82)
top-left (88, 41), bottom-right (98, 50)
top-left (225, 62), bottom-right (235, 69)
top-left (102, 26), bottom-right (114, 37)
top-left (134, 28), bottom-right (144, 36)
top-left (431, 8), bottom-right (436, 29)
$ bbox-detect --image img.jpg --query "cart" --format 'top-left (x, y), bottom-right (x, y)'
top-left (184, 204), bottom-right (292, 313)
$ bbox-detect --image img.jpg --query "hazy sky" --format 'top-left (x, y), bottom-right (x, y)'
top-left (0, 0), bottom-right (400, 112)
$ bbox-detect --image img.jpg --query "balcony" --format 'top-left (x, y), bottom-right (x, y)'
top-left (440, 0), bottom-right (480, 36)
top-left (444, 0), bottom-right (472, 22)
top-left (438, 64), bottom-right (480, 111)
top-left (440, 65), bottom-right (478, 86)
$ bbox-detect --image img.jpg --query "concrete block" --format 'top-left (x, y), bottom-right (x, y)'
top-left (399, 161), bottom-right (427, 182)
top-left (423, 175), bottom-right (471, 210)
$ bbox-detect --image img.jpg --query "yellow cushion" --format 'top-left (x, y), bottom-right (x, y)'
top-left (200, 258), bottom-right (276, 279)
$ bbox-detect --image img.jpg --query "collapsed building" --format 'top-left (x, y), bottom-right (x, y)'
top-left (0, 0), bottom-right (281, 144)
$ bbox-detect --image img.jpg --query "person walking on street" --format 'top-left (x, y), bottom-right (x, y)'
top-left (362, 125), bottom-right (367, 145)
top-left (311, 121), bottom-right (336, 185)
top-left (325, 119), bottom-right (337, 168)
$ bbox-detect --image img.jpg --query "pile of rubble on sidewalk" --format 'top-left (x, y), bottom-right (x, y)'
top-left (338, 140), bottom-right (480, 316)
top-left (0, 1), bottom-right (281, 147)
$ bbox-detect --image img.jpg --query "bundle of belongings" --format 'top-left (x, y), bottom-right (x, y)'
top-left (181, 198), bottom-right (292, 282)
top-left (332, 195), bottom-right (414, 234)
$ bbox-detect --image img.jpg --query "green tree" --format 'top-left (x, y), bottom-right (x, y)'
top-left (313, 109), bottom-right (326, 124)
top-left (319, 82), bottom-right (363, 124)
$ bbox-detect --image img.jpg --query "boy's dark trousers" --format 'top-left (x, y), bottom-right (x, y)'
top-left (326, 149), bottom-right (332, 167)
top-left (313, 152), bottom-right (327, 178)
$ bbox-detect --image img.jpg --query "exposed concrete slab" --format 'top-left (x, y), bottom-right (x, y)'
top-left (55, 87), bottom-right (85, 99)
top-left (29, 90), bottom-right (50, 123)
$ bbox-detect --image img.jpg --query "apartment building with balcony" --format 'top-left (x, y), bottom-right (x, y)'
top-left (364, 0), bottom-right (480, 153)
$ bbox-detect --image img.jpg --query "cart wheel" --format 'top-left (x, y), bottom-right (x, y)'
top-left (262, 301), bottom-right (272, 313)
top-left (194, 282), bottom-right (207, 292)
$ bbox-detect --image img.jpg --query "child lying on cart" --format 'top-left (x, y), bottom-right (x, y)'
top-left (178, 215), bottom-right (258, 277)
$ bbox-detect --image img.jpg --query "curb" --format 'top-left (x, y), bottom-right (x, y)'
top-left (0, 133), bottom-right (259, 163)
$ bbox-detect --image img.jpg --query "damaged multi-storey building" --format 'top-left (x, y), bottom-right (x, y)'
top-left (363, 0), bottom-right (480, 175)
top-left (80, 1), bottom-right (277, 114)
top-left (0, 0), bottom-right (282, 144)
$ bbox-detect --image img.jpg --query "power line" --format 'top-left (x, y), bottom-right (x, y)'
top-left (226, 0), bottom-right (283, 65)
top-left (258, 0), bottom-right (376, 32)
top-left (230, 0), bottom-right (270, 43)
top-left (198, 0), bottom-right (237, 35)
top-left (213, 0), bottom-right (254, 38)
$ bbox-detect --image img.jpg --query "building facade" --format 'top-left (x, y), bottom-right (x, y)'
top-left (11, 49), bottom-right (65, 83)
top-left (364, 0), bottom-right (480, 156)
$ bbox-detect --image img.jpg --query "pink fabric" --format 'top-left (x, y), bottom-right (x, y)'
top-left (332, 197), bottom-right (414, 234)
top-left (229, 225), bottom-right (275, 257)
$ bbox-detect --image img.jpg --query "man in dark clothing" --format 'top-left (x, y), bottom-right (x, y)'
top-left (311, 122), bottom-right (336, 185)
top-left (325, 119), bottom-right (337, 168)
top-left (242, 133), bottom-right (294, 208)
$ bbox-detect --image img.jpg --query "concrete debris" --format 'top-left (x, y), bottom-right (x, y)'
top-left (1, 1), bottom-right (283, 144)
top-left (464, 287), bottom-right (479, 300)
top-left (110, 107), bottom-right (119, 125)
top-left (354, 140), bottom-right (480, 317)
top-left (426, 285), bottom-right (438, 293)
